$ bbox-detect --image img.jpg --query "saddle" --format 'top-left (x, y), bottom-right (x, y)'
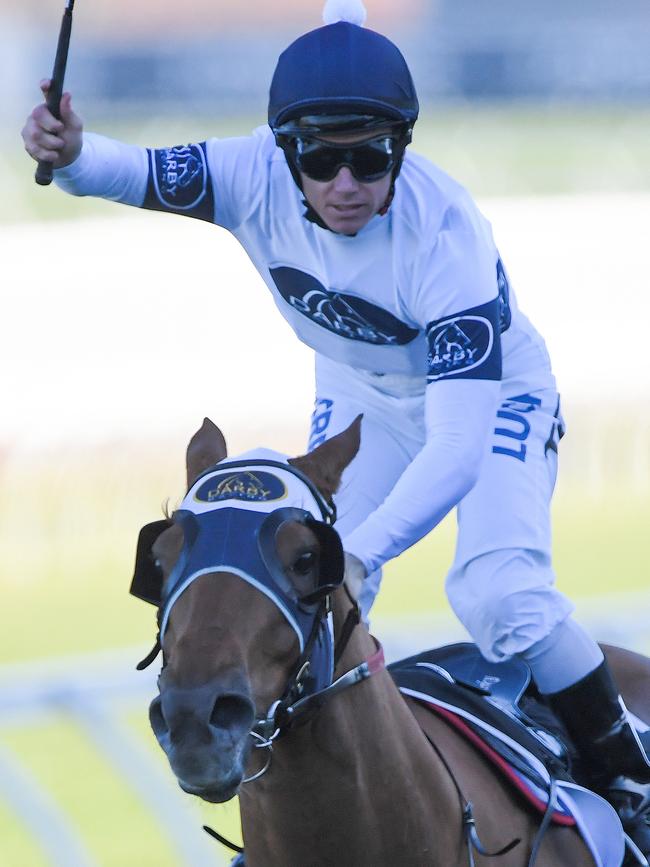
top-left (389, 643), bottom-right (627, 866)
top-left (392, 644), bottom-right (650, 783)
top-left (390, 644), bottom-right (574, 801)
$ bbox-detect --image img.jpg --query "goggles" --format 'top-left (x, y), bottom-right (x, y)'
top-left (283, 134), bottom-right (402, 184)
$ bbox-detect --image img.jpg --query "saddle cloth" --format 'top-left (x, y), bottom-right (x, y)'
top-left (389, 643), bottom-right (626, 867)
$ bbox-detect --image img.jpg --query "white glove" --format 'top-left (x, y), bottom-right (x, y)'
top-left (343, 552), bottom-right (367, 601)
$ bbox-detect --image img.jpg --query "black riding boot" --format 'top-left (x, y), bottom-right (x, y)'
top-left (547, 660), bottom-right (650, 861)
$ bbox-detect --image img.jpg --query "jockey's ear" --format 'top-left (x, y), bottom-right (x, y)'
top-left (289, 415), bottom-right (362, 503)
top-left (186, 418), bottom-right (228, 489)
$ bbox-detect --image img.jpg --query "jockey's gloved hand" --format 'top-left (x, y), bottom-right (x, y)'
top-left (343, 552), bottom-right (367, 601)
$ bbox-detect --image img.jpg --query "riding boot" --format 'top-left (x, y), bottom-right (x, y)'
top-left (547, 659), bottom-right (650, 859)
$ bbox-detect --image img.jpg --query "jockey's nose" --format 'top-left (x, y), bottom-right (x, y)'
top-left (332, 166), bottom-right (360, 192)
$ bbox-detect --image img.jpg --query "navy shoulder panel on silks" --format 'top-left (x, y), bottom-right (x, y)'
top-left (143, 142), bottom-right (215, 221)
top-left (426, 296), bottom-right (502, 384)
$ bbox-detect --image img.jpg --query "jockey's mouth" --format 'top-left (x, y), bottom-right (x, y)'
top-left (330, 202), bottom-right (366, 213)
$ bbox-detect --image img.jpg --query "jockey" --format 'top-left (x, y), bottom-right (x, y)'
top-left (22, 0), bottom-right (650, 853)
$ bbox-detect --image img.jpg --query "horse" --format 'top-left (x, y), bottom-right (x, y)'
top-left (133, 417), bottom-right (650, 866)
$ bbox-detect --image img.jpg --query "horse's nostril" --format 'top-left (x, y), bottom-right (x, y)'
top-left (210, 695), bottom-right (254, 732)
top-left (149, 696), bottom-right (168, 736)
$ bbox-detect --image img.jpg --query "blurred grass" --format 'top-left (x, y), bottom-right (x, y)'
top-left (0, 717), bottom-right (170, 867)
top-left (5, 104), bottom-right (650, 224)
top-left (0, 710), bottom-right (241, 867)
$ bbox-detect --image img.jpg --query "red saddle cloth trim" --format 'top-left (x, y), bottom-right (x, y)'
top-left (423, 700), bottom-right (576, 827)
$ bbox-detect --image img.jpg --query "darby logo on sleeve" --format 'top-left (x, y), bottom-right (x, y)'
top-left (152, 144), bottom-right (208, 211)
top-left (426, 315), bottom-right (494, 381)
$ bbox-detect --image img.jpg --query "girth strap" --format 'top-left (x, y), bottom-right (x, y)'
top-left (421, 729), bottom-right (522, 866)
top-left (463, 802), bottom-right (520, 866)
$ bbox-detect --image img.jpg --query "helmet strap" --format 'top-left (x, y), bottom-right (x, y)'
top-left (377, 182), bottom-right (395, 217)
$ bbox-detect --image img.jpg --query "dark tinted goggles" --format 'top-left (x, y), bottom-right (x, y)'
top-left (288, 135), bottom-right (400, 183)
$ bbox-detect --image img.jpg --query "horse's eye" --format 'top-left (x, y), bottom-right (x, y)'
top-left (293, 551), bottom-right (316, 575)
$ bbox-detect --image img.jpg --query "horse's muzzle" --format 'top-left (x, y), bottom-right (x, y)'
top-left (178, 774), bottom-right (243, 804)
top-left (149, 684), bottom-right (255, 802)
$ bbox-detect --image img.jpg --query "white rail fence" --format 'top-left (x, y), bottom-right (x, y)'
top-left (1, 597), bottom-right (649, 867)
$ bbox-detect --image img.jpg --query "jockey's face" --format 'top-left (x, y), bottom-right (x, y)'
top-left (300, 128), bottom-right (394, 235)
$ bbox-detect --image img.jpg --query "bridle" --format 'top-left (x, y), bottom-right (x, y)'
top-left (131, 455), bottom-right (388, 772)
top-left (244, 587), bottom-right (386, 783)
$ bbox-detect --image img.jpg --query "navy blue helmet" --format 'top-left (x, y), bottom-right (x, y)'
top-left (269, 21), bottom-right (419, 136)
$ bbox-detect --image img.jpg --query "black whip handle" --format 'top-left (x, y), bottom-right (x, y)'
top-left (35, 2), bottom-right (75, 186)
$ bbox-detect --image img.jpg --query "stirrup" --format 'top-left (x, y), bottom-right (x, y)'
top-left (595, 713), bottom-right (650, 783)
top-left (607, 777), bottom-right (650, 864)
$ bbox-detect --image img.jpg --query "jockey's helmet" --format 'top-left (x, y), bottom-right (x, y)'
top-left (268, 20), bottom-right (418, 153)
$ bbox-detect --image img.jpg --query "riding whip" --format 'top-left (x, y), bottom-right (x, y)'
top-left (35, 0), bottom-right (77, 186)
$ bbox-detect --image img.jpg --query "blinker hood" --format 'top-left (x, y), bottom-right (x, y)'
top-left (158, 506), bottom-right (344, 645)
top-left (150, 505), bottom-right (343, 695)
top-left (131, 456), bottom-right (345, 694)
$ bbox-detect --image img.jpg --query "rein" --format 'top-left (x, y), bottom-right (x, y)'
top-left (251, 636), bottom-right (386, 751)
top-left (245, 592), bottom-right (385, 778)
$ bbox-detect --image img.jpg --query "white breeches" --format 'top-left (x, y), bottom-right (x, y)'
top-left (310, 354), bottom-right (573, 664)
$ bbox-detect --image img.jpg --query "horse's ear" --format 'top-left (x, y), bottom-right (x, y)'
top-left (186, 418), bottom-right (227, 488)
top-left (289, 415), bottom-right (362, 502)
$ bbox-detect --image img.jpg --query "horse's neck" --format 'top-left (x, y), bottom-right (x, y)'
top-left (239, 593), bottom-right (464, 866)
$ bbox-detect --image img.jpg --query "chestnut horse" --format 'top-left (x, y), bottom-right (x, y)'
top-left (135, 418), bottom-right (650, 867)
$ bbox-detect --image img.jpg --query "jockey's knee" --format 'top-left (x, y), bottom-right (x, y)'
top-left (445, 549), bottom-right (573, 663)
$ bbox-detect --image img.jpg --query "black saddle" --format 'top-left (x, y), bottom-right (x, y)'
top-left (389, 642), bottom-right (577, 789)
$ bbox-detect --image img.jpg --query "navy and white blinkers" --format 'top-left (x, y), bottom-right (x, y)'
top-left (131, 451), bottom-right (345, 689)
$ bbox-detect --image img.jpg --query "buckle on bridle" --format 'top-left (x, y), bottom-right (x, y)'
top-left (243, 701), bottom-right (283, 784)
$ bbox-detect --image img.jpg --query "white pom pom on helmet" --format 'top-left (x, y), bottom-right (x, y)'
top-left (322, 0), bottom-right (368, 27)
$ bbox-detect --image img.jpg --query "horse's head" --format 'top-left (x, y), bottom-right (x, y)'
top-left (132, 417), bottom-right (361, 803)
